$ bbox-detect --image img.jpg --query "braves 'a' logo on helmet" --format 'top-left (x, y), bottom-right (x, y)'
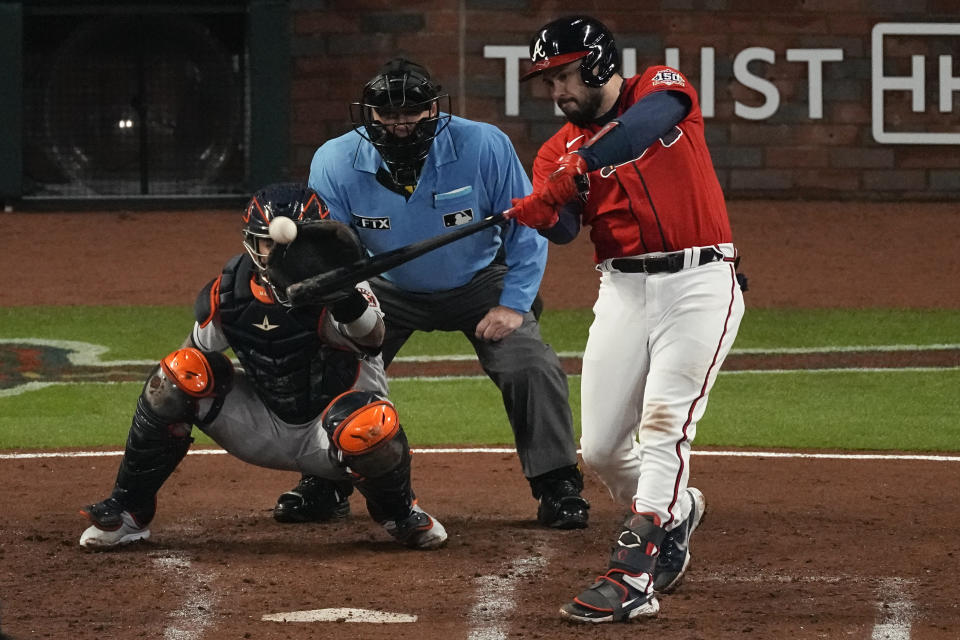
top-left (532, 38), bottom-right (547, 62)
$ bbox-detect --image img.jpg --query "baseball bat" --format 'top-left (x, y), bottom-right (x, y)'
top-left (287, 209), bottom-right (513, 305)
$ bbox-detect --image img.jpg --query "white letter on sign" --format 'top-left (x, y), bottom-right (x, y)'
top-left (483, 45), bottom-right (528, 116)
top-left (734, 47), bottom-right (779, 120)
top-left (786, 48), bottom-right (844, 119)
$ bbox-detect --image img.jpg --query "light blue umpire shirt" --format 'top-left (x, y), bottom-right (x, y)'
top-left (307, 115), bottom-right (546, 314)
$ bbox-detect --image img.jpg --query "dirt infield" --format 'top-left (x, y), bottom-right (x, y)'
top-left (7, 200), bottom-right (960, 309)
top-left (4, 450), bottom-right (960, 639)
top-left (2, 201), bottom-right (959, 639)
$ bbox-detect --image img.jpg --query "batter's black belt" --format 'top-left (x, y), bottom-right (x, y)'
top-left (610, 247), bottom-right (726, 274)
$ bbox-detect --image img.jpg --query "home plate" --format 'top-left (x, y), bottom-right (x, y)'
top-left (261, 608), bottom-right (417, 623)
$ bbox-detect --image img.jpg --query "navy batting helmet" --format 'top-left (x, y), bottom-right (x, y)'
top-left (521, 15), bottom-right (619, 88)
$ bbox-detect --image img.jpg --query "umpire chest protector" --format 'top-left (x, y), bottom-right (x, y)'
top-left (196, 255), bottom-right (361, 423)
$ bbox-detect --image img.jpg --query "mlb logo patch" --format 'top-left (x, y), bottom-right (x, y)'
top-left (443, 208), bottom-right (474, 227)
top-left (652, 70), bottom-right (685, 87)
top-left (352, 214), bottom-right (390, 229)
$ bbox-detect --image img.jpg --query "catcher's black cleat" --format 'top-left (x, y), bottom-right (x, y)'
top-left (79, 497), bottom-right (153, 549)
top-left (381, 504), bottom-right (448, 550)
top-left (653, 487), bottom-right (706, 593)
top-left (273, 475), bottom-right (353, 523)
top-left (537, 478), bottom-right (590, 529)
top-left (560, 569), bottom-right (659, 623)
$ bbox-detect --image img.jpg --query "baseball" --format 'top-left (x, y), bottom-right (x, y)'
top-left (268, 216), bottom-right (298, 244)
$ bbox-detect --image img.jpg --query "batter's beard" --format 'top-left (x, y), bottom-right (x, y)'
top-left (559, 91), bottom-right (604, 128)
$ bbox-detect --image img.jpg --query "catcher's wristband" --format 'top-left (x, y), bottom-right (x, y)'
top-left (341, 305), bottom-right (379, 338)
top-left (330, 290), bottom-right (369, 324)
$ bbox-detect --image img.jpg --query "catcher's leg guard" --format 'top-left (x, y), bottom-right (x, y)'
top-left (105, 348), bottom-right (234, 519)
top-left (321, 390), bottom-right (414, 523)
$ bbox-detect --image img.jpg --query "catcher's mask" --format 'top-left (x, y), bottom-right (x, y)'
top-left (350, 57), bottom-right (452, 186)
top-left (521, 15), bottom-right (619, 88)
top-left (241, 182), bottom-right (328, 305)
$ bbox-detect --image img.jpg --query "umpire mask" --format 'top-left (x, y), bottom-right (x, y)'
top-left (350, 58), bottom-right (452, 186)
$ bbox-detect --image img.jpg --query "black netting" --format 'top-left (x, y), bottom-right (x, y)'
top-left (24, 12), bottom-right (247, 198)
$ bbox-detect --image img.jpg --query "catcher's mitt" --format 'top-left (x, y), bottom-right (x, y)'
top-left (266, 220), bottom-right (365, 304)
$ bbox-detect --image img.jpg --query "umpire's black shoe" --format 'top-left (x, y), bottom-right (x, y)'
top-left (274, 475), bottom-right (353, 523)
top-left (653, 487), bottom-right (706, 593)
top-left (537, 479), bottom-right (590, 529)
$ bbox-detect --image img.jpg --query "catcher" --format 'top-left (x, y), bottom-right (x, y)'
top-left (78, 183), bottom-right (447, 551)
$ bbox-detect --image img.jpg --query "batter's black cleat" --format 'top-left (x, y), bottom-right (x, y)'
top-left (79, 497), bottom-right (153, 549)
top-left (560, 569), bottom-right (659, 623)
top-left (273, 475), bottom-right (353, 523)
top-left (653, 487), bottom-right (706, 593)
top-left (537, 478), bottom-right (590, 529)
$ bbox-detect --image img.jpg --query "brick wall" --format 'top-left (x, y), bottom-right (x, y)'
top-left (289, 1), bottom-right (960, 201)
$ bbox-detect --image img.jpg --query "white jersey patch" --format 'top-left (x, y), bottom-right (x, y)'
top-left (651, 70), bottom-right (685, 87)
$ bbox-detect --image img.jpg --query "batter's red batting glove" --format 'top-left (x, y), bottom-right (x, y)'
top-left (506, 195), bottom-right (559, 229)
top-left (540, 151), bottom-right (589, 208)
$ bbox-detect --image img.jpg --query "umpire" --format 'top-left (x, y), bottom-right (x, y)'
top-left (275, 57), bottom-right (589, 530)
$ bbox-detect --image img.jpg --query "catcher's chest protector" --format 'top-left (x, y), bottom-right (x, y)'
top-left (216, 256), bottom-right (361, 423)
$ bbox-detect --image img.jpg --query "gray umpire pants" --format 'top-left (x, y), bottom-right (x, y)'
top-left (369, 263), bottom-right (578, 483)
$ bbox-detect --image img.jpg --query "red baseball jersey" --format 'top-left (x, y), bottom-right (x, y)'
top-left (533, 66), bottom-right (732, 262)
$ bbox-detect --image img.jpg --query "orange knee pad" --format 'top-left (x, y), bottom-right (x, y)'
top-left (321, 390), bottom-right (408, 478)
top-left (144, 347), bottom-right (234, 424)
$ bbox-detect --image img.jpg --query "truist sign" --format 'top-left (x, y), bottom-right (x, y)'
top-left (485, 23), bottom-right (960, 145)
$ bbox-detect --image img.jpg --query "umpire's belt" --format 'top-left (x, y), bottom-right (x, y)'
top-left (598, 243), bottom-right (736, 274)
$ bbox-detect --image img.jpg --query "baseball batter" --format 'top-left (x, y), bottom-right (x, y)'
top-left (511, 16), bottom-right (746, 623)
top-left (78, 183), bottom-right (446, 551)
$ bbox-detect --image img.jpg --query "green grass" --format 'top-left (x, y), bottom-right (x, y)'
top-left (0, 383), bottom-right (155, 448)
top-left (733, 308), bottom-right (960, 349)
top-left (0, 306), bottom-right (194, 359)
top-left (4, 370), bottom-right (958, 452)
top-left (701, 369), bottom-right (960, 450)
top-left (388, 377), bottom-right (581, 445)
top-left (381, 308), bottom-right (960, 356)
top-left (1, 306), bottom-right (959, 451)
top-left (2, 306), bottom-right (957, 358)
